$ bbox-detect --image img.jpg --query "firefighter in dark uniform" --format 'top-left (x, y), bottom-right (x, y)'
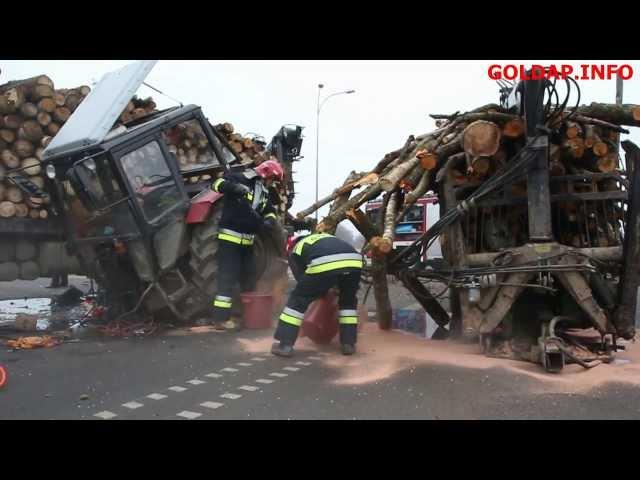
top-left (272, 233), bottom-right (363, 357)
top-left (210, 160), bottom-right (285, 331)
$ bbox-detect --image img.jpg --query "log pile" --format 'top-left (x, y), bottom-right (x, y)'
top-left (1, 75), bottom-right (92, 219)
top-left (294, 101), bottom-right (639, 329)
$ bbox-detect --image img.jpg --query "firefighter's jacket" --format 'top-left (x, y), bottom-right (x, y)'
top-left (288, 233), bottom-right (363, 280)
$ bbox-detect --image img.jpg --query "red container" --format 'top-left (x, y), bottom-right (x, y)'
top-left (300, 291), bottom-right (339, 344)
top-left (240, 293), bottom-right (275, 329)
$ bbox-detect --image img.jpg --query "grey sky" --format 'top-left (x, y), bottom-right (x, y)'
top-left (2, 60), bottom-right (638, 218)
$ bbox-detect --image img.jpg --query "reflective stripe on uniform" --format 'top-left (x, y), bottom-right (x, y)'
top-left (213, 295), bottom-right (232, 308)
top-left (338, 309), bottom-right (358, 325)
top-left (305, 253), bottom-right (363, 274)
top-left (293, 233), bottom-right (333, 256)
top-left (279, 307), bottom-right (304, 327)
top-left (218, 228), bottom-right (255, 246)
top-left (264, 212), bottom-right (277, 220)
top-left (212, 178), bottom-right (225, 192)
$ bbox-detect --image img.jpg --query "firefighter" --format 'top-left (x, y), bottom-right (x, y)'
top-left (272, 232), bottom-right (363, 357)
top-left (210, 160), bottom-right (284, 331)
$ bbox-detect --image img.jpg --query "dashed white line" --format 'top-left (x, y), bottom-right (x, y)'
top-left (205, 373), bottom-right (222, 378)
top-left (283, 366), bottom-right (300, 372)
top-left (296, 361), bottom-right (312, 366)
top-left (237, 362), bottom-right (253, 367)
top-left (94, 411), bottom-right (117, 420)
top-left (187, 379), bottom-right (206, 385)
top-left (201, 401), bottom-right (224, 410)
top-left (256, 378), bottom-right (275, 384)
top-left (220, 393), bottom-right (242, 400)
top-left (147, 393), bottom-right (168, 400)
top-left (177, 411), bottom-right (202, 420)
top-left (169, 386), bottom-right (187, 392)
top-left (122, 401), bottom-right (144, 410)
top-left (221, 368), bottom-right (239, 373)
top-left (251, 357), bottom-right (266, 362)
top-left (269, 372), bottom-right (288, 378)
top-left (238, 385), bottom-right (259, 392)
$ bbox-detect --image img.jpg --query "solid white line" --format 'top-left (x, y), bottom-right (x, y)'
top-left (177, 411), bottom-right (202, 420)
top-left (94, 411), bottom-right (117, 420)
top-left (168, 386), bottom-right (187, 392)
top-left (122, 401), bottom-right (144, 409)
top-left (201, 401), bottom-right (224, 410)
top-left (238, 385), bottom-right (259, 392)
top-left (220, 393), bottom-right (242, 400)
top-left (147, 393), bottom-right (168, 400)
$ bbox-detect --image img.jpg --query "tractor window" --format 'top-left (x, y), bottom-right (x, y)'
top-left (121, 141), bottom-right (183, 223)
top-left (161, 119), bottom-right (232, 172)
top-left (62, 154), bottom-right (139, 239)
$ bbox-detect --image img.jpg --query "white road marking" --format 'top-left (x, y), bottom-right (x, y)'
top-left (94, 411), bottom-right (117, 420)
top-left (256, 378), bottom-right (275, 384)
top-left (205, 373), bottom-right (222, 378)
top-left (238, 385), bottom-right (259, 392)
top-left (147, 393), bottom-right (168, 400)
top-left (269, 372), bottom-right (288, 378)
top-left (251, 357), bottom-right (266, 362)
top-left (220, 393), bottom-right (242, 400)
top-left (221, 368), bottom-right (239, 372)
top-left (237, 362), bottom-right (253, 367)
top-left (169, 386), bottom-right (187, 392)
top-left (308, 356), bottom-right (322, 361)
top-left (177, 411), bottom-right (202, 420)
top-left (201, 401), bottom-right (224, 410)
top-left (283, 366), bottom-right (300, 372)
top-left (187, 379), bottom-right (206, 385)
top-left (296, 361), bottom-right (312, 366)
top-left (122, 401), bottom-right (144, 410)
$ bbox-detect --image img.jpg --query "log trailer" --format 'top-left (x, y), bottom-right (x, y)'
top-left (1, 61), bottom-right (305, 324)
top-left (388, 75), bottom-right (639, 372)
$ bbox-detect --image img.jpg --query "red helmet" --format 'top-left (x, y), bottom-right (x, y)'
top-left (255, 160), bottom-right (285, 182)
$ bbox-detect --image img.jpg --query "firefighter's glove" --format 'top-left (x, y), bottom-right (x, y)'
top-left (228, 183), bottom-right (251, 197)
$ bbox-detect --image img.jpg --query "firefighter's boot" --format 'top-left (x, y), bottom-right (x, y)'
top-left (271, 342), bottom-right (294, 358)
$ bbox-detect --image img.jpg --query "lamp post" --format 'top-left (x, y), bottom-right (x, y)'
top-left (315, 84), bottom-right (356, 223)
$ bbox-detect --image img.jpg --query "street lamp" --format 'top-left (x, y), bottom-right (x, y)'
top-left (315, 84), bottom-right (356, 223)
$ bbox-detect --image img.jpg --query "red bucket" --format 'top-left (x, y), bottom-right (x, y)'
top-left (240, 292), bottom-right (275, 329)
top-left (300, 291), bottom-right (339, 344)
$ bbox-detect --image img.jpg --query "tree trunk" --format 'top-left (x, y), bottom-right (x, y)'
top-left (37, 97), bottom-right (57, 113)
top-left (47, 122), bottom-right (60, 136)
top-left (6, 186), bottom-right (23, 203)
top-left (379, 156), bottom-right (421, 192)
top-left (79, 86), bottom-right (91, 96)
top-left (372, 256), bottom-right (393, 330)
top-left (30, 176), bottom-right (44, 189)
top-left (13, 139), bottom-right (35, 158)
top-left (53, 92), bottom-right (66, 107)
top-left (576, 103), bottom-right (640, 127)
top-left (14, 203), bottom-right (28, 217)
top-left (1, 149), bottom-right (20, 168)
top-left (379, 191), bottom-right (399, 254)
top-left (18, 120), bottom-right (43, 143)
top-left (0, 201), bottom-right (16, 217)
top-left (31, 85), bottom-right (54, 101)
top-left (36, 112), bottom-right (52, 127)
top-left (372, 135), bottom-right (415, 174)
top-left (19, 102), bottom-right (38, 118)
top-left (0, 182), bottom-right (5, 201)
top-left (53, 107), bottom-right (71, 124)
top-left (21, 157), bottom-right (41, 175)
top-left (0, 129), bottom-right (15, 144)
top-left (502, 118), bottom-right (525, 138)
top-left (3, 114), bottom-right (22, 129)
top-left (39, 209), bottom-right (48, 219)
top-left (345, 208), bottom-right (379, 241)
top-left (40, 136), bottom-right (52, 148)
top-left (463, 120), bottom-right (502, 157)
top-left (65, 93), bottom-right (81, 111)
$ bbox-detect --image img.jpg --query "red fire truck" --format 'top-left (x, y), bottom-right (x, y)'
top-left (365, 194), bottom-right (442, 263)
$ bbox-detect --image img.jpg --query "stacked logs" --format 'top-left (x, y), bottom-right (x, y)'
top-left (213, 122), bottom-right (271, 165)
top-left (0, 75), bottom-right (92, 220)
top-left (294, 101), bottom-right (640, 329)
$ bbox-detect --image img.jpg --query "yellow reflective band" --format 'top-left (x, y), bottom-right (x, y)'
top-left (279, 312), bottom-right (303, 327)
top-left (212, 178), bottom-right (225, 192)
top-left (264, 213), bottom-right (277, 220)
top-left (293, 233), bottom-right (333, 255)
top-left (214, 300), bottom-right (232, 308)
top-left (218, 232), bottom-right (254, 246)
top-left (339, 316), bottom-right (358, 325)
top-left (246, 192), bottom-right (254, 201)
top-left (305, 259), bottom-right (363, 274)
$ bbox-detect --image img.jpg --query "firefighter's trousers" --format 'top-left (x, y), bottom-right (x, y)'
top-left (212, 239), bottom-right (257, 322)
top-left (274, 268), bottom-right (361, 347)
